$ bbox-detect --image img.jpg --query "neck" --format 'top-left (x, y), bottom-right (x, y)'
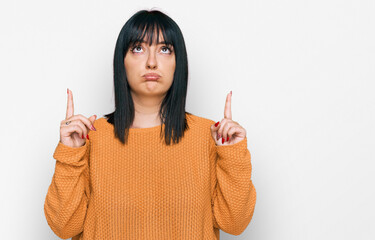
top-left (130, 92), bottom-right (164, 128)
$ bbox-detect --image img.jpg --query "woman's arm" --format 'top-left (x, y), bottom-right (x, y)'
top-left (210, 135), bottom-right (257, 235)
top-left (44, 139), bottom-right (91, 239)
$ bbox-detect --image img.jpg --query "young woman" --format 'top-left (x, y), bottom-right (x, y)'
top-left (44, 9), bottom-right (256, 240)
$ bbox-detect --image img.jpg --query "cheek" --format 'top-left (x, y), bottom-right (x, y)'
top-left (124, 58), bottom-right (137, 77)
top-left (124, 56), bottom-right (129, 72)
top-left (168, 59), bottom-right (176, 76)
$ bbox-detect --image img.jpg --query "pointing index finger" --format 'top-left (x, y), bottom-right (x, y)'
top-left (66, 88), bottom-right (74, 119)
top-left (224, 91), bottom-right (232, 119)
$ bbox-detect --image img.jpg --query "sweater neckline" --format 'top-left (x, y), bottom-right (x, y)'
top-left (102, 118), bottom-right (164, 134)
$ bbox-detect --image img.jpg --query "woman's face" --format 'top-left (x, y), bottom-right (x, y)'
top-left (124, 32), bottom-right (176, 98)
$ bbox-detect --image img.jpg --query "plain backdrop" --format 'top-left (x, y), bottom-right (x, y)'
top-left (0, 0), bottom-right (374, 239)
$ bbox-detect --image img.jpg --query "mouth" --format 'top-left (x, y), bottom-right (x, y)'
top-left (144, 76), bottom-right (160, 81)
top-left (143, 73), bottom-right (161, 81)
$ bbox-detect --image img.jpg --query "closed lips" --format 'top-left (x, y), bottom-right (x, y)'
top-left (143, 73), bottom-right (161, 80)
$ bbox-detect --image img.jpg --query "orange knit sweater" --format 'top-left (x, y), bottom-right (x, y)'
top-left (44, 113), bottom-right (256, 240)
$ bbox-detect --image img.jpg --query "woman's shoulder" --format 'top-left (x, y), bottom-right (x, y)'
top-left (94, 117), bottom-right (112, 128)
top-left (186, 112), bottom-right (216, 129)
top-left (88, 117), bottom-right (113, 135)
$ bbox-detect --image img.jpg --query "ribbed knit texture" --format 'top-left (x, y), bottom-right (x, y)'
top-left (44, 113), bottom-right (256, 240)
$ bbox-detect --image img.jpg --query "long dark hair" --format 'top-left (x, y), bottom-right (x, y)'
top-left (104, 9), bottom-right (191, 145)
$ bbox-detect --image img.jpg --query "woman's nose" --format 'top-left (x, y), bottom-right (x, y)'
top-left (146, 52), bottom-right (157, 69)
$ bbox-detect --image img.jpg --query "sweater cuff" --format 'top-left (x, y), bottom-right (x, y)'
top-left (215, 137), bottom-right (248, 153)
top-left (53, 139), bottom-right (90, 166)
top-left (215, 137), bottom-right (250, 164)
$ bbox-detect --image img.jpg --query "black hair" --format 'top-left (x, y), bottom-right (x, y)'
top-left (104, 9), bottom-right (191, 145)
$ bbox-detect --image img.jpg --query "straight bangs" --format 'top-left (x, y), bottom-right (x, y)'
top-left (124, 17), bottom-right (175, 54)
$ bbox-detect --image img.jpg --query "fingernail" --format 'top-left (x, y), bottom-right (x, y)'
top-left (67, 88), bottom-right (69, 94)
top-left (81, 134), bottom-right (84, 139)
top-left (215, 121), bottom-right (220, 127)
top-left (227, 136), bottom-right (229, 141)
top-left (91, 125), bottom-right (96, 131)
top-left (230, 90), bottom-right (232, 95)
top-left (86, 134), bottom-right (89, 140)
top-left (222, 137), bottom-right (225, 144)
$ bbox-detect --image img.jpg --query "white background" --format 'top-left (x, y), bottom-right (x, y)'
top-left (0, 0), bottom-right (374, 239)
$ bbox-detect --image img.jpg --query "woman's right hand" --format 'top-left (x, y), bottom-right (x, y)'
top-left (60, 88), bottom-right (97, 148)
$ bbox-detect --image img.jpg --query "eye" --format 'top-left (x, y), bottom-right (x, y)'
top-left (131, 45), bottom-right (143, 53)
top-left (161, 46), bottom-right (173, 54)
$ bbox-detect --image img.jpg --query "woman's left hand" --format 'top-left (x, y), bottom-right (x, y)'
top-left (210, 91), bottom-right (247, 146)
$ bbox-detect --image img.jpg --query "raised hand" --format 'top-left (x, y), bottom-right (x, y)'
top-left (59, 88), bottom-right (97, 148)
top-left (210, 91), bottom-right (247, 146)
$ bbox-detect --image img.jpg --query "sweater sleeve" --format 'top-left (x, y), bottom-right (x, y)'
top-left (210, 136), bottom-right (257, 235)
top-left (44, 139), bottom-right (91, 239)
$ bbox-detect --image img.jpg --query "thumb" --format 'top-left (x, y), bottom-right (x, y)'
top-left (210, 121), bottom-right (220, 137)
top-left (89, 114), bottom-right (97, 124)
top-left (210, 121), bottom-right (220, 132)
top-left (210, 121), bottom-right (221, 144)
